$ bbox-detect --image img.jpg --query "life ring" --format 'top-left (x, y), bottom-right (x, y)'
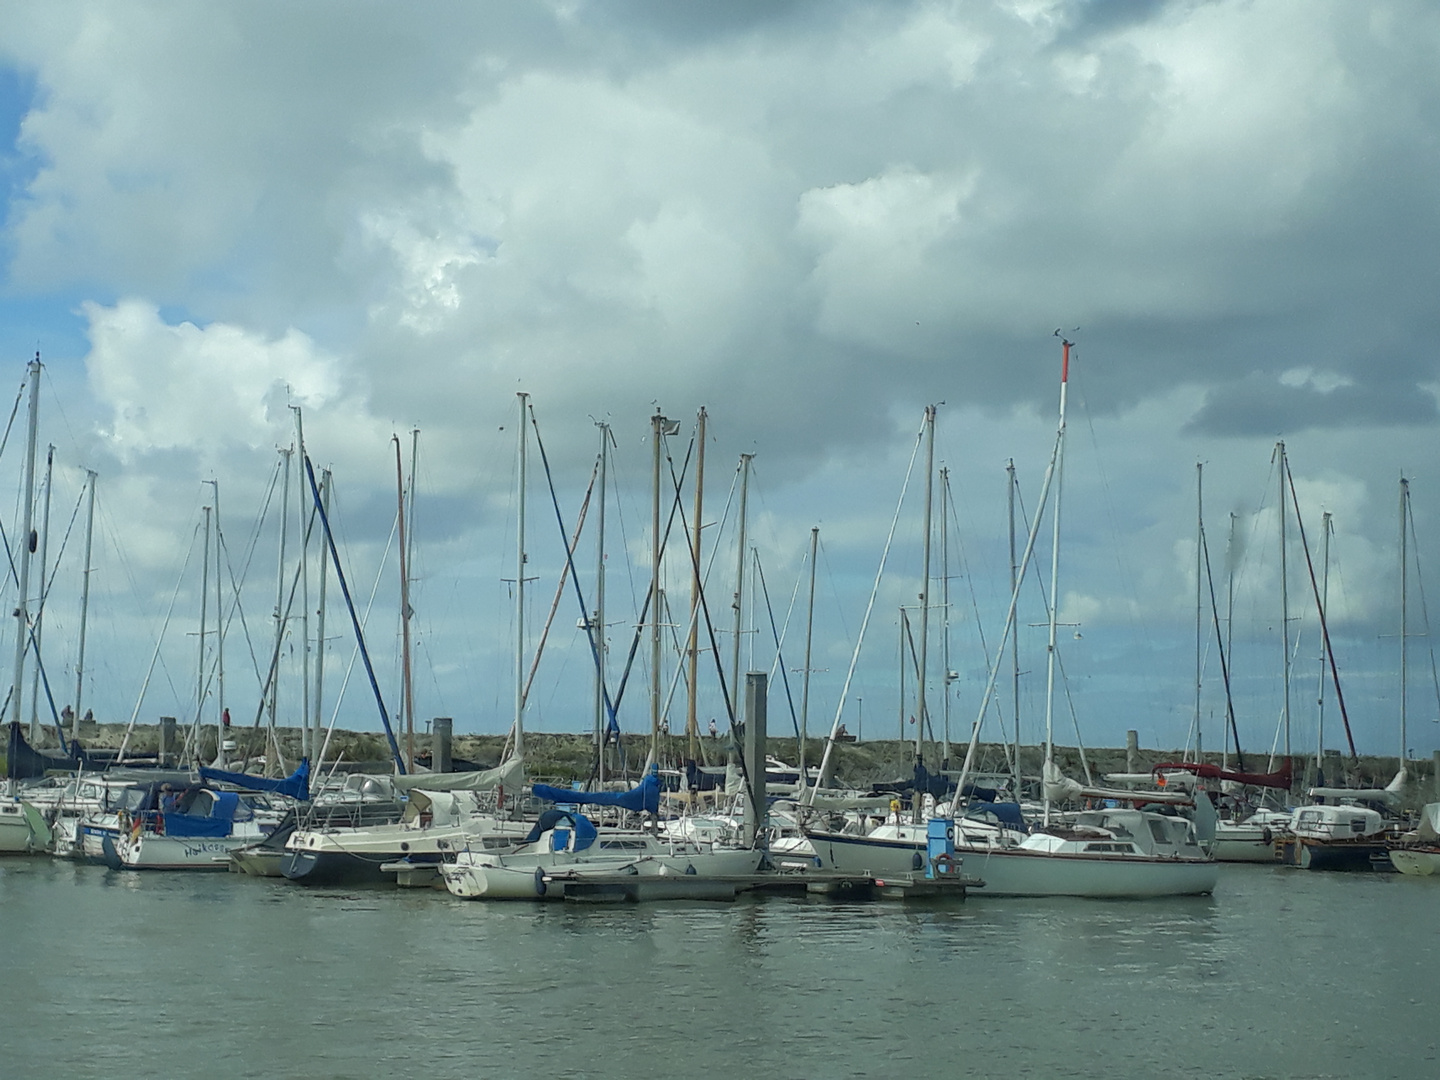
top-left (932, 852), bottom-right (958, 875)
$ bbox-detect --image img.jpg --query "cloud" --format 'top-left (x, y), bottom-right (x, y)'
top-left (2, 1), bottom-right (1440, 753)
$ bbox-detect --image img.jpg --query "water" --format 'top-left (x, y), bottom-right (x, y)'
top-left (2, 859), bottom-right (1436, 1079)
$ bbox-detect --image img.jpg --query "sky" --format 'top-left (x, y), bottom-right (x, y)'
top-left (1, 0), bottom-right (1439, 767)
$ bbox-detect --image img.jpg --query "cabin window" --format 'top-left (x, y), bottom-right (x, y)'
top-left (1148, 820), bottom-right (1171, 844)
top-left (1350, 819), bottom-right (1366, 833)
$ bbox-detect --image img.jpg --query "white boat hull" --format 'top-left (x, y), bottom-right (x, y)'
top-left (0, 800), bottom-right (49, 854)
top-left (1211, 826), bottom-right (1280, 863)
top-left (808, 830), bottom-right (1218, 898)
top-left (1389, 848), bottom-right (1440, 876)
top-left (444, 846), bottom-right (764, 901)
top-left (108, 832), bottom-right (248, 870)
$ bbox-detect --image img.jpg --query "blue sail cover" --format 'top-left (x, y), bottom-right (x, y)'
top-left (164, 791), bottom-right (243, 838)
top-left (532, 768), bottom-right (660, 815)
top-left (199, 758), bottom-right (310, 802)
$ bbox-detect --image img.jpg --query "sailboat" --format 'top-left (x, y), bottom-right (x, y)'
top-left (812, 338), bottom-right (1219, 897)
top-left (1280, 473), bottom-right (1410, 871)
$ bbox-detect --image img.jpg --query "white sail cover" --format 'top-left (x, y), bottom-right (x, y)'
top-left (1043, 760), bottom-right (1194, 806)
top-left (391, 756), bottom-right (524, 793)
top-left (1413, 802), bottom-right (1440, 841)
top-left (1307, 768), bottom-right (1406, 807)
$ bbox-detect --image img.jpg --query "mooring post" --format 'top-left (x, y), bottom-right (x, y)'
top-left (743, 672), bottom-right (768, 849)
top-left (159, 716), bottom-right (176, 767)
top-left (433, 717), bottom-right (453, 773)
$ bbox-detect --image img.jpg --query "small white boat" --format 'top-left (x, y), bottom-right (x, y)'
top-left (1285, 803), bottom-right (1397, 871)
top-left (282, 788), bottom-right (529, 885)
top-left (442, 809), bottom-right (763, 901)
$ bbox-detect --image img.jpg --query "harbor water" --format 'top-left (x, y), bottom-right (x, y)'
top-left (2, 858), bottom-right (1436, 1079)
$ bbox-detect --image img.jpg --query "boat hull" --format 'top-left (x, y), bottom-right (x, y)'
top-left (0, 801), bottom-right (44, 854)
top-left (443, 847), bottom-right (764, 901)
top-left (1210, 838), bottom-right (1280, 863)
top-left (807, 830), bottom-right (1218, 898)
top-left (105, 833), bottom-right (244, 871)
top-left (1283, 838), bottom-right (1394, 872)
top-left (280, 847), bottom-right (415, 885)
top-left (1389, 848), bottom-right (1440, 876)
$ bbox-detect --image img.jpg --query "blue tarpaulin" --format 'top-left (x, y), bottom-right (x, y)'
top-left (531, 768), bottom-right (660, 815)
top-left (200, 759), bottom-right (310, 802)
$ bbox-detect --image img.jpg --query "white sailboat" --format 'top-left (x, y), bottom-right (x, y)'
top-left (814, 338), bottom-right (1218, 898)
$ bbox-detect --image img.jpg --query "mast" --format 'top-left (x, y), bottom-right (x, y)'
top-left (1315, 511), bottom-right (1332, 777)
top-left (198, 504), bottom-right (213, 767)
top-left (293, 409), bottom-right (311, 763)
top-left (72, 469), bottom-right (97, 748)
top-left (800, 525), bottom-right (819, 787)
top-left (395, 435), bottom-right (415, 773)
top-left (313, 469), bottom-right (331, 764)
top-left (940, 468), bottom-right (954, 763)
top-left (687, 407), bottom-right (707, 761)
top-left (898, 608), bottom-right (908, 745)
top-left (27, 445), bottom-right (54, 741)
top-left (1193, 462), bottom-right (1203, 762)
top-left (1008, 458), bottom-right (1021, 794)
top-left (649, 412), bottom-right (671, 758)
top-left (1042, 338), bottom-right (1072, 826)
top-left (270, 447), bottom-right (292, 749)
top-left (915, 404), bottom-right (936, 768)
top-left (9, 356), bottom-right (40, 733)
top-left (730, 453), bottom-right (754, 720)
top-left (208, 479), bottom-right (225, 769)
top-left (514, 393), bottom-right (528, 759)
top-left (407, 429), bottom-right (419, 761)
top-left (1223, 511), bottom-right (1236, 769)
top-left (594, 421), bottom-right (610, 782)
top-left (1277, 440), bottom-right (1291, 760)
top-left (1393, 480), bottom-right (1405, 771)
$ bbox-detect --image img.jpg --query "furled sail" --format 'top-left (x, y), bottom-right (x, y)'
top-left (532, 768), bottom-right (660, 815)
top-left (200, 758), bottom-right (310, 801)
top-left (390, 756), bottom-right (524, 793)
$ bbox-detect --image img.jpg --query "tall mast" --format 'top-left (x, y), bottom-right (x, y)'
top-left (271, 447), bottom-right (293, 748)
top-left (687, 407), bottom-right (707, 761)
top-left (1277, 440), bottom-right (1291, 760)
top-left (1223, 511), bottom-right (1236, 769)
top-left (649, 412), bottom-right (670, 757)
top-left (594, 422), bottom-right (610, 782)
top-left (313, 470), bottom-right (331, 764)
top-left (72, 469), bottom-right (97, 748)
top-left (27, 445), bottom-right (54, 741)
top-left (407, 430), bottom-right (419, 759)
top-left (800, 525), bottom-right (819, 787)
top-left (941, 469), bottom-right (955, 764)
top-left (9, 356), bottom-right (41, 732)
top-left (293, 409), bottom-right (311, 763)
top-left (208, 479), bottom-right (225, 768)
top-left (1193, 462), bottom-right (1203, 762)
top-left (1042, 338), bottom-right (1072, 826)
top-left (730, 453), bottom-right (754, 718)
top-left (395, 435), bottom-right (415, 773)
top-left (915, 404), bottom-right (936, 768)
top-left (198, 504), bottom-right (213, 766)
top-left (1315, 511), bottom-right (1332, 776)
top-left (514, 393), bottom-right (528, 759)
top-left (1400, 476), bottom-right (1410, 768)
top-left (1007, 458), bottom-right (1021, 794)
